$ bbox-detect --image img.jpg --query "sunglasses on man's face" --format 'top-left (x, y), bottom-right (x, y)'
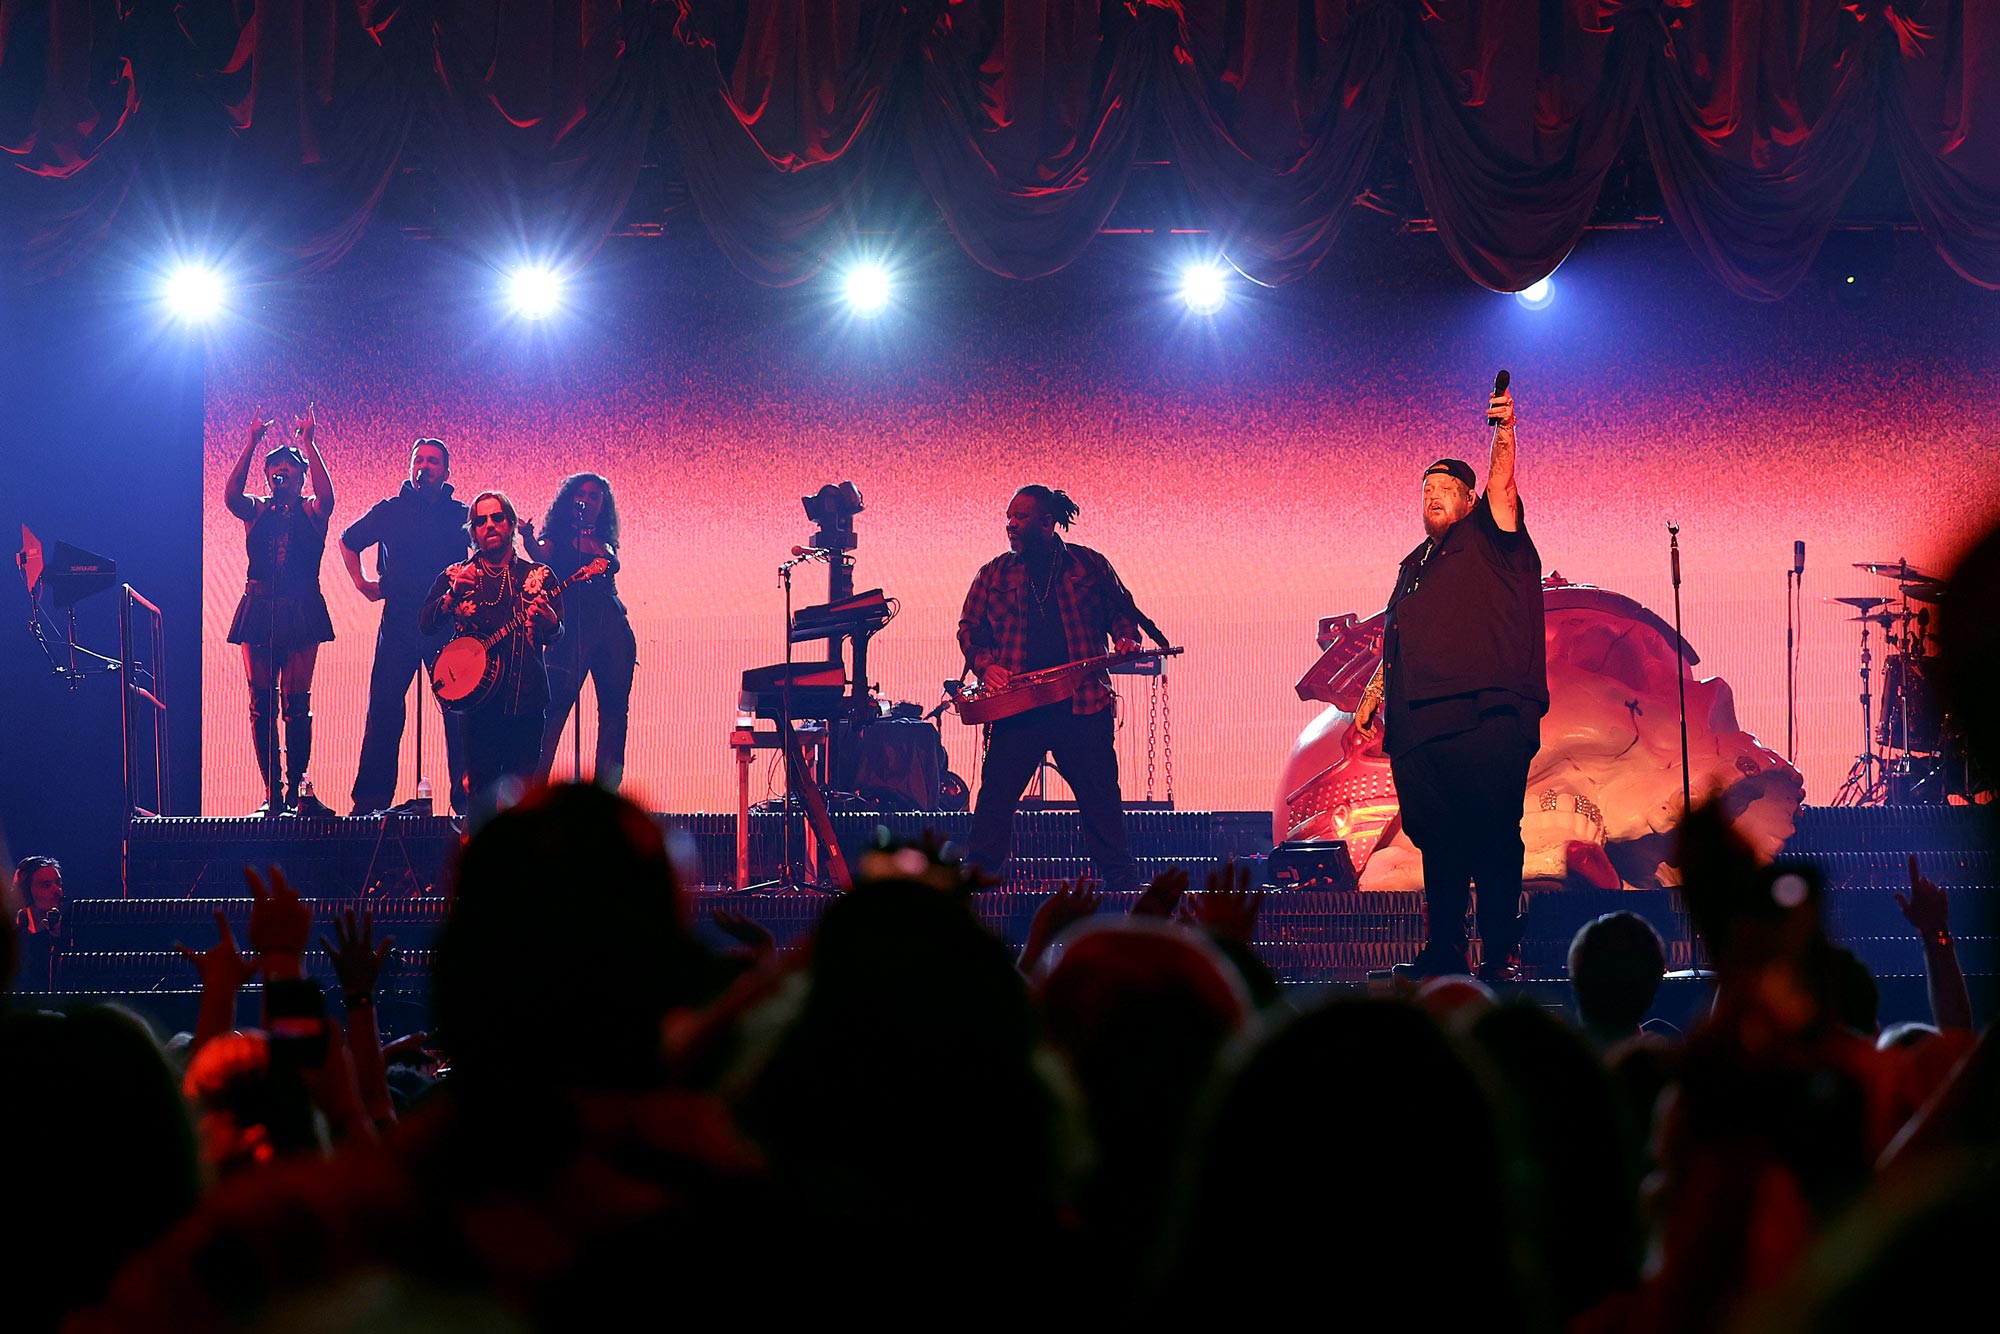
top-left (475, 513), bottom-right (511, 528)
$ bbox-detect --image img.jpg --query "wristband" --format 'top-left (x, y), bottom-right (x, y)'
top-left (344, 992), bottom-right (375, 1009)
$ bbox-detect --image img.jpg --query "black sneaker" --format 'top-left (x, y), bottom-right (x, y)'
top-left (1392, 944), bottom-right (1473, 981)
top-left (1476, 957), bottom-right (1525, 985)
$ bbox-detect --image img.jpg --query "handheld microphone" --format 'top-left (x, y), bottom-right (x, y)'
top-left (1487, 369), bottom-right (1511, 425)
top-left (1793, 540), bottom-right (1805, 576)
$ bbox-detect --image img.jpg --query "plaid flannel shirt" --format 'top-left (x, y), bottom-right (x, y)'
top-left (957, 540), bottom-right (1139, 715)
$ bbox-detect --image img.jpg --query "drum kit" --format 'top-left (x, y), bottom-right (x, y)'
top-left (1829, 559), bottom-right (1980, 805)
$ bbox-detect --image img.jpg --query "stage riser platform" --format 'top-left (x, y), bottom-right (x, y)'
top-left (50, 806), bottom-right (1984, 1009)
top-left (122, 810), bottom-right (1276, 900)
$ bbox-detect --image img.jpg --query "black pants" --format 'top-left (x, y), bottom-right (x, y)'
top-left (538, 604), bottom-right (638, 790)
top-left (1390, 710), bottom-right (1537, 965)
top-left (465, 708), bottom-right (545, 809)
top-left (351, 606), bottom-right (467, 813)
top-left (967, 703), bottom-right (1140, 893)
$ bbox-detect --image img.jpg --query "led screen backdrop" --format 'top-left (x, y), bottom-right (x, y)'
top-left (201, 233), bottom-right (2000, 820)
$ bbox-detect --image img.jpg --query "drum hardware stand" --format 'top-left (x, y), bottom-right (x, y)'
top-left (1832, 608), bottom-right (1884, 806)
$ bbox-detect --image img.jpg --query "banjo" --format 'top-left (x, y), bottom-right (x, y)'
top-left (430, 557), bottom-right (610, 710)
top-left (952, 646), bottom-right (1184, 725)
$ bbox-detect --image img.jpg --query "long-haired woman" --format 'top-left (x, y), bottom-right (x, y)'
top-left (522, 472), bottom-right (637, 789)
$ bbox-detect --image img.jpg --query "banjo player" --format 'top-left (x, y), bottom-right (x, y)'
top-left (419, 491), bottom-right (564, 807)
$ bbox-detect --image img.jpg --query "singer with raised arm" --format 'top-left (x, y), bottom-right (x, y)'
top-left (223, 403), bottom-right (338, 816)
top-left (957, 485), bottom-right (1146, 894)
top-left (1352, 374), bottom-right (1547, 983)
top-left (418, 491), bottom-right (563, 806)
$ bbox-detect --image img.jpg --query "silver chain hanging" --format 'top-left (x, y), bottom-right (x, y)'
top-left (1145, 674), bottom-right (1158, 802)
top-left (1162, 667), bottom-right (1175, 807)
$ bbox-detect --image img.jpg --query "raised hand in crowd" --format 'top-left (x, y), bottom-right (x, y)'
top-left (1897, 854), bottom-right (1951, 941)
top-left (1899, 856), bottom-right (1972, 1031)
top-left (174, 909), bottom-right (256, 1054)
top-left (1133, 864), bottom-right (1189, 920)
top-left (321, 905), bottom-right (395, 1001)
top-left (246, 864), bottom-right (312, 980)
top-left (712, 907), bottom-right (778, 964)
top-left (297, 1015), bottom-right (377, 1146)
top-left (323, 906), bottom-right (398, 1128)
top-left (1188, 859), bottom-right (1263, 945)
top-left (1020, 878), bottom-right (1101, 973)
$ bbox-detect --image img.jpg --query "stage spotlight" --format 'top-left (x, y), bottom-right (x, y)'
top-left (506, 265), bottom-right (564, 320)
top-left (163, 264), bottom-right (225, 322)
top-left (843, 263), bottom-right (892, 316)
top-left (1514, 277), bottom-right (1554, 310)
top-left (1181, 263), bottom-right (1227, 314)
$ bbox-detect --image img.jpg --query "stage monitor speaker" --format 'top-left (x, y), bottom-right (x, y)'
top-left (1264, 839), bottom-right (1361, 893)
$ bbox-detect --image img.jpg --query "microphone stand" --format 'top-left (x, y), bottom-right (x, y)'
top-left (1785, 543), bottom-right (1804, 767)
top-left (1668, 521), bottom-right (1699, 972)
top-left (762, 547), bottom-right (827, 891)
top-left (573, 502), bottom-right (588, 783)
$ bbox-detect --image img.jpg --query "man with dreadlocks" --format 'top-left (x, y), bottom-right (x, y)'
top-left (957, 485), bottom-right (1146, 894)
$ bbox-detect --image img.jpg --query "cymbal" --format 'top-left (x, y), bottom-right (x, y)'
top-left (1829, 595), bottom-right (1890, 609)
top-left (1899, 579), bottom-right (1947, 604)
top-left (1854, 559), bottom-right (1942, 582)
top-left (1846, 612), bottom-right (1899, 627)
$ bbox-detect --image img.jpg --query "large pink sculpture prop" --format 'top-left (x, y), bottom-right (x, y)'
top-left (1277, 579), bottom-right (1805, 892)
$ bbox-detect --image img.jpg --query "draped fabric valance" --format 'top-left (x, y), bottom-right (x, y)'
top-left (3, 1), bottom-right (1995, 298)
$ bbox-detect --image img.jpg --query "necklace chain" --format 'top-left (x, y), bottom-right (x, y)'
top-left (1027, 545), bottom-right (1064, 610)
top-left (470, 558), bottom-right (512, 607)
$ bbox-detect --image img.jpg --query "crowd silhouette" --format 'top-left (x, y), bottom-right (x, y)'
top-left (4, 524), bottom-right (1997, 1333)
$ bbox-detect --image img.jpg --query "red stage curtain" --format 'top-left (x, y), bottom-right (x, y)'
top-left (0, 0), bottom-right (143, 272)
top-left (166, 0), bottom-right (420, 272)
top-left (1399, 0), bottom-right (1646, 292)
top-left (1638, 0), bottom-right (1879, 301)
top-left (7, 0), bottom-right (2000, 292)
top-left (906, 0), bottom-right (1161, 281)
top-left (427, 0), bottom-right (657, 264)
top-left (661, 0), bottom-right (915, 285)
top-left (1160, 0), bottom-right (1404, 286)
top-left (1880, 0), bottom-right (2000, 289)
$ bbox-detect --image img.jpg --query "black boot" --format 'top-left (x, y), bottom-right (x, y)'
top-left (284, 692), bottom-right (335, 816)
top-left (250, 698), bottom-right (281, 817)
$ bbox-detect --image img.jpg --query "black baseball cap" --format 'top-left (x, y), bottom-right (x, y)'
top-left (1424, 458), bottom-right (1476, 489)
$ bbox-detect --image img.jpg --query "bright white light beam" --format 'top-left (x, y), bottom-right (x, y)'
top-left (163, 264), bottom-right (226, 322)
top-left (1514, 277), bottom-right (1554, 309)
top-left (506, 265), bottom-right (565, 320)
top-left (843, 263), bottom-right (891, 316)
top-left (1181, 263), bottom-right (1227, 315)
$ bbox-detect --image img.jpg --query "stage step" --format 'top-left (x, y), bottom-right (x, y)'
top-left (63, 806), bottom-right (1987, 1011)
top-left (122, 809), bottom-right (1274, 899)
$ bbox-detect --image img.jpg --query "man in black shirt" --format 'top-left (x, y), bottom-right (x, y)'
top-left (1354, 384), bottom-right (1546, 982)
top-left (340, 438), bottom-right (471, 814)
